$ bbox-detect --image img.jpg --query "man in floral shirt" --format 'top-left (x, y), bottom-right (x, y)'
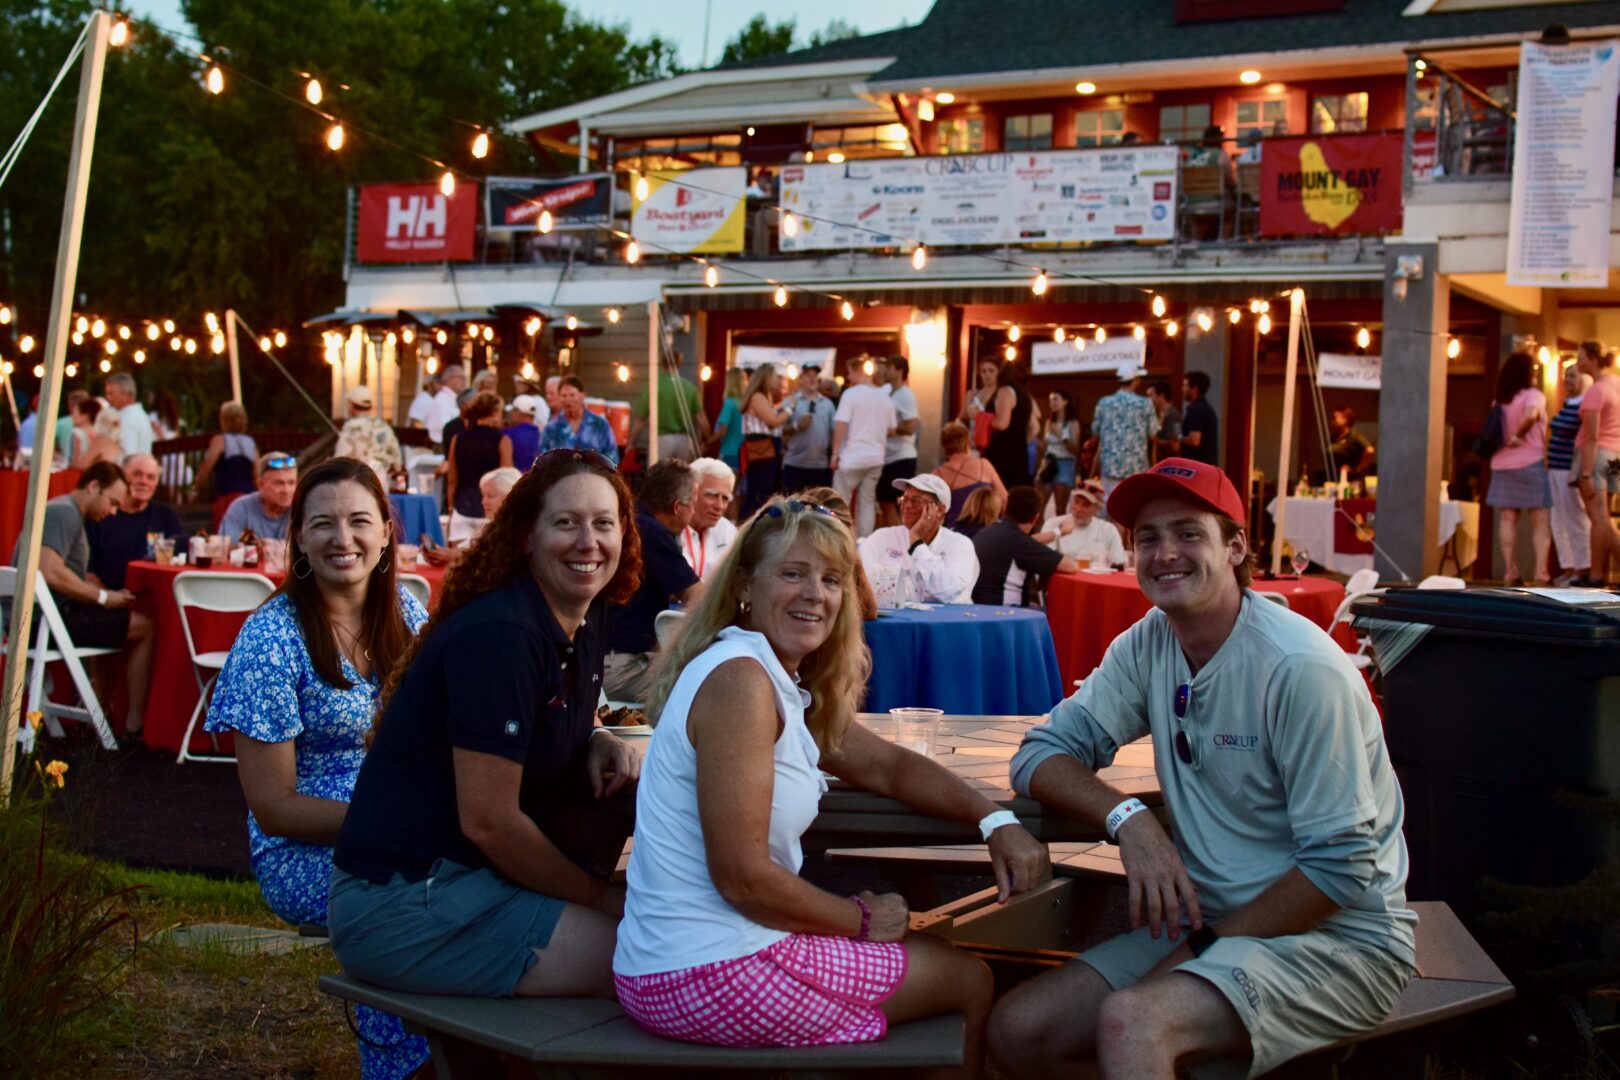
top-left (1092, 364), bottom-right (1158, 507)
top-left (538, 375), bottom-right (621, 465)
top-left (334, 386), bottom-right (403, 479)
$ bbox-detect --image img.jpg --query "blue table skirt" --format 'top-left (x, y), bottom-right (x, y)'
top-left (862, 604), bottom-right (1066, 716)
top-left (389, 493), bottom-right (444, 547)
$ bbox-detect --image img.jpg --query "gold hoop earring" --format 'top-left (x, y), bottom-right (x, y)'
top-left (739, 599), bottom-right (751, 614)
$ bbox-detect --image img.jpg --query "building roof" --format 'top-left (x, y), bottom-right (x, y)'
top-left (712, 26), bottom-right (916, 71)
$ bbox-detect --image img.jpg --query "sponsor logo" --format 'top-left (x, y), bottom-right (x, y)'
top-left (1152, 204), bottom-right (1168, 221)
top-left (1154, 182), bottom-right (1172, 200)
top-left (675, 186), bottom-right (694, 208)
top-left (1212, 733), bottom-right (1259, 750)
top-left (386, 194), bottom-right (447, 240)
top-left (1232, 967), bottom-right (1262, 1009)
top-left (1154, 465), bottom-right (1197, 478)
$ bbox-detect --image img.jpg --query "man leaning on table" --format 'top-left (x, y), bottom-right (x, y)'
top-left (858, 474), bottom-right (978, 603)
top-left (988, 457), bottom-right (1415, 1079)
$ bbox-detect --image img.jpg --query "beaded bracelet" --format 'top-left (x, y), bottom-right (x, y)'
top-left (848, 893), bottom-right (872, 941)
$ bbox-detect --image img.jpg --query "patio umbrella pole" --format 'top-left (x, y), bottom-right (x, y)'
top-left (1269, 288), bottom-right (1306, 577)
top-left (3, 10), bottom-right (111, 804)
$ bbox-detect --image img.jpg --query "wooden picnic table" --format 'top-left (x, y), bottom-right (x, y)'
top-left (807, 713), bottom-right (1159, 848)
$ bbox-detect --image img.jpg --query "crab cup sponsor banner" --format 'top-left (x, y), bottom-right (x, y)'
top-left (357, 182), bottom-right (478, 262)
top-left (1507, 40), bottom-right (1620, 288)
top-left (1031, 337), bottom-right (1148, 376)
top-left (1259, 135), bottom-right (1403, 236)
top-left (631, 167), bottom-right (746, 254)
top-left (778, 146), bottom-right (1178, 251)
top-left (485, 174), bottom-right (612, 232)
top-left (1316, 352), bottom-right (1382, 390)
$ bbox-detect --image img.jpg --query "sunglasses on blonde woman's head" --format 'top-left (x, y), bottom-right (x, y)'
top-left (763, 500), bottom-right (839, 520)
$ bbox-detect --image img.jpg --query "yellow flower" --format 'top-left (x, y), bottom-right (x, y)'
top-left (24, 710), bottom-right (42, 730)
top-left (43, 760), bottom-right (68, 788)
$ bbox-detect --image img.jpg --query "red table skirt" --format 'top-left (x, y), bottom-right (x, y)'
top-left (1, 470), bottom-right (80, 562)
top-left (1046, 571), bottom-right (1351, 689)
top-left (127, 560), bottom-right (445, 753)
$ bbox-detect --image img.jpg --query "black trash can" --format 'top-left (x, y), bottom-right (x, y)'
top-left (1353, 587), bottom-right (1620, 932)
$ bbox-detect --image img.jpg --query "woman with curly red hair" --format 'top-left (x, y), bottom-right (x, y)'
top-left (329, 449), bottom-right (644, 999)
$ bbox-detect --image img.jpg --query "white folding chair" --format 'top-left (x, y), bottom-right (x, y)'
top-left (172, 570), bottom-right (276, 764)
top-left (0, 566), bottom-right (119, 750)
top-left (399, 573), bottom-right (432, 611)
top-left (1344, 567), bottom-right (1381, 600)
top-left (1327, 568), bottom-right (1387, 671)
top-left (653, 608), bottom-right (686, 650)
top-left (1418, 575), bottom-right (1466, 590)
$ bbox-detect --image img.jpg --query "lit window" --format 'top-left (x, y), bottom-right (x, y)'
top-left (1003, 113), bottom-right (1054, 151)
top-left (937, 116), bottom-right (986, 155)
top-left (1310, 93), bottom-right (1369, 134)
top-left (811, 124), bottom-right (912, 159)
top-left (1158, 103), bottom-right (1211, 144)
top-left (1235, 98), bottom-right (1288, 141)
top-left (1074, 109), bottom-right (1125, 148)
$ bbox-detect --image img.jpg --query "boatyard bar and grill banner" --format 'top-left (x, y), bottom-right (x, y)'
top-left (357, 182), bottom-right (478, 262)
top-left (485, 174), bottom-right (613, 232)
top-left (778, 146), bottom-right (1179, 251)
top-left (1259, 135), bottom-right (1403, 236)
top-left (631, 167), bottom-right (747, 254)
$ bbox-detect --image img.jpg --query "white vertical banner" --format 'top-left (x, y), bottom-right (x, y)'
top-left (1506, 39), bottom-right (1620, 287)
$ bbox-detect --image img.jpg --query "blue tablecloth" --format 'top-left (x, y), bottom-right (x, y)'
top-left (389, 493), bottom-right (443, 547)
top-left (862, 604), bottom-right (1065, 715)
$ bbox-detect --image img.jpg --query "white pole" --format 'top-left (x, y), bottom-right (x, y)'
top-left (647, 300), bottom-right (660, 466)
top-left (1270, 288), bottom-right (1306, 577)
top-left (2, 371), bottom-right (19, 432)
top-left (3, 11), bottom-right (111, 802)
top-left (224, 308), bottom-right (243, 403)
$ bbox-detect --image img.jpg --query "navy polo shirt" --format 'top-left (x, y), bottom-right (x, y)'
top-left (606, 505), bottom-right (698, 655)
top-left (85, 501), bottom-right (185, 590)
top-left (1181, 398), bottom-right (1219, 465)
top-left (335, 573), bottom-right (604, 884)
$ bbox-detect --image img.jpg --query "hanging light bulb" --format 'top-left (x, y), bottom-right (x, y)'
top-left (1095, 326), bottom-right (1108, 344)
top-left (1447, 336), bottom-right (1461, 360)
top-left (1054, 327), bottom-right (1066, 344)
top-left (524, 316), bottom-right (541, 337)
top-left (435, 329), bottom-right (448, 345)
top-left (700, 363), bottom-right (713, 382)
top-left (169, 336), bottom-right (181, 351)
top-left (1258, 313), bottom-right (1272, 335)
top-left (1258, 300), bottom-right (1270, 313)
top-left (1032, 270), bottom-right (1048, 296)
top-left (91, 318), bottom-right (105, 338)
top-left (864, 358), bottom-right (876, 377)
top-left (109, 17), bottom-right (130, 47)
top-left (781, 211), bottom-right (798, 238)
top-left (99, 358), bottom-right (112, 373)
top-left (1003, 344), bottom-right (1017, 362)
top-left (204, 311), bottom-right (219, 334)
top-left (145, 323), bottom-right (160, 341)
top-left (440, 170), bottom-right (456, 198)
top-left (18, 335), bottom-right (34, 353)
top-left (1248, 299), bottom-right (1263, 314)
top-left (774, 285), bottom-right (788, 307)
top-left (205, 65), bottom-right (224, 95)
top-left (65, 363), bottom-right (78, 377)
top-left (33, 364), bottom-right (44, 378)
top-left (911, 244), bottom-right (927, 270)
top-left (705, 264), bottom-right (719, 288)
top-left (1229, 308), bottom-right (1242, 325)
top-left (625, 240), bottom-right (640, 264)
top-left (257, 335), bottom-right (271, 351)
top-left (537, 210), bottom-right (553, 234)
top-left (104, 339), bottom-right (118, 355)
top-left (481, 326), bottom-right (494, 342)
top-left (616, 363), bottom-right (631, 383)
top-left (520, 360), bottom-right (536, 380)
top-left (1008, 325), bottom-right (1021, 343)
top-left (471, 131), bottom-right (490, 159)
top-left (1356, 326), bottom-right (1371, 350)
top-left (326, 123), bottom-right (345, 151)
top-left (1133, 324), bottom-right (1146, 341)
top-left (1196, 310), bottom-right (1213, 333)
top-left (1166, 319), bottom-right (1179, 338)
top-left (211, 332), bottom-right (226, 354)
top-left (117, 324), bottom-right (130, 340)
top-left (184, 338), bottom-right (197, 355)
top-left (0, 305), bottom-right (9, 324)
top-left (0, 362), bottom-right (10, 376)
top-left (607, 307), bottom-right (621, 324)
top-left (162, 318), bottom-right (175, 333)
top-left (1151, 295), bottom-right (1168, 318)
top-left (75, 315), bottom-right (88, 334)
top-left (1538, 345), bottom-right (1552, 365)
top-left (305, 77), bottom-right (323, 105)
top-left (840, 300), bottom-right (854, 321)
top-left (134, 349), bottom-right (146, 364)
top-left (566, 315), bottom-right (578, 331)
top-left (274, 330), bottom-right (288, 348)
top-left (634, 174), bottom-right (649, 201)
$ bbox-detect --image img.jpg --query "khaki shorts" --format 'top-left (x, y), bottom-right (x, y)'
top-left (1076, 925), bottom-right (1413, 1078)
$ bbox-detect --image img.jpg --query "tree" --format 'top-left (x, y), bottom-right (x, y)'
top-left (720, 15), bottom-right (797, 65)
top-left (810, 19), bottom-right (862, 46)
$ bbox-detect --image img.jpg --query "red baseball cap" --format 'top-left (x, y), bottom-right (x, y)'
top-left (1106, 458), bottom-right (1246, 530)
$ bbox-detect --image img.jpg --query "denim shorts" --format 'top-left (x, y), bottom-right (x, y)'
top-left (329, 859), bottom-right (569, 998)
top-left (1050, 457), bottom-right (1077, 486)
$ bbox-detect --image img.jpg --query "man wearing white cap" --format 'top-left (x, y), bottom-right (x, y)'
top-left (1091, 363), bottom-right (1158, 506)
top-left (1042, 480), bottom-right (1126, 567)
top-left (504, 393), bottom-right (547, 472)
top-left (857, 473), bottom-right (978, 603)
top-left (334, 384), bottom-right (402, 480)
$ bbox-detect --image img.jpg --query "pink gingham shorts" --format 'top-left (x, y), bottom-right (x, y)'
top-left (614, 933), bottom-right (908, 1047)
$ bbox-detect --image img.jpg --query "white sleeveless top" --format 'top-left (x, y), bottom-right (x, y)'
top-left (613, 627), bottom-right (828, 976)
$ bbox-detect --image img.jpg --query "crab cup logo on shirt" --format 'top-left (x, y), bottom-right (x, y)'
top-left (1212, 733), bottom-right (1260, 751)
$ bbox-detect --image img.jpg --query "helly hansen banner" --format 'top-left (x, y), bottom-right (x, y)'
top-left (357, 182), bottom-right (478, 263)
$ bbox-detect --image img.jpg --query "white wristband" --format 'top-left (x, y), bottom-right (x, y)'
top-left (96, 589), bottom-right (108, 607)
top-left (978, 809), bottom-right (1020, 841)
top-left (1104, 797), bottom-right (1148, 840)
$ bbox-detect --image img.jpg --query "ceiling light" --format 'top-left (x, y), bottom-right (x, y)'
top-left (1240, 70), bottom-right (1262, 85)
top-left (1075, 81), bottom-right (1096, 95)
top-left (935, 92), bottom-right (955, 104)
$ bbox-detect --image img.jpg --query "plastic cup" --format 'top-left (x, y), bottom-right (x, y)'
top-left (153, 538), bottom-right (175, 566)
top-left (1076, 556), bottom-right (1091, 570)
top-left (889, 707), bottom-right (943, 758)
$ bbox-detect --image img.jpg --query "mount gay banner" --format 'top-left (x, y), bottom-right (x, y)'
top-left (778, 146), bottom-right (1179, 251)
top-left (1315, 352), bottom-right (1382, 390)
top-left (1507, 40), bottom-right (1620, 287)
top-left (631, 167), bottom-right (746, 254)
top-left (357, 182), bottom-right (477, 263)
top-left (485, 174), bottom-right (612, 233)
top-left (1259, 135), bottom-right (1403, 236)
top-left (1031, 337), bottom-right (1148, 376)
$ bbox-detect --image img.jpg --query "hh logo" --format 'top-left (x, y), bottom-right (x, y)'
top-left (675, 186), bottom-right (695, 208)
top-left (386, 194), bottom-right (448, 239)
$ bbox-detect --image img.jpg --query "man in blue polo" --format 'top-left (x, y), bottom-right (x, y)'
top-left (989, 458), bottom-right (1415, 1077)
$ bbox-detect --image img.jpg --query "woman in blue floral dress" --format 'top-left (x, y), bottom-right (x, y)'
top-left (206, 457), bottom-right (429, 1080)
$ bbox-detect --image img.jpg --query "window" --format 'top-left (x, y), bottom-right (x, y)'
top-left (1235, 98), bottom-right (1288, 140)
top-left (1159, 103), bottom-right (1211, 144)
top-left (1074, 109), bottom-right (1125, 148)
top-left (1311, 93), bottom-right (1369, 134)
top-left (811, 124), bottom-right (912, 160)
top-left (614, 133), bottom-right (743, 172)
top-left (937, 116), bottom-right (985, 155)
top-left (1003, 113), bottom-right (1053, 150)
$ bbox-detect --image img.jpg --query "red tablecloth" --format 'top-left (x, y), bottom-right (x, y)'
top-left (126, 560), bottom-right (445, 753)
top-left (1046, 571), bottom-right (1350, 688)
top-left (1, 469), bottom-right (80, 562)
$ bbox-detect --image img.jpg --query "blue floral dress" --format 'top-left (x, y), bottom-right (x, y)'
top-left (205, 587), bottom-right (429, 1080)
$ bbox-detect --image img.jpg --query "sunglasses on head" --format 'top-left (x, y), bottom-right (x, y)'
top-left (535, 448), bottom-right (617, 471)
top-left (264, 453), bottom-right (298, 471)
top-left (763, 499), bottom-right (839, 521)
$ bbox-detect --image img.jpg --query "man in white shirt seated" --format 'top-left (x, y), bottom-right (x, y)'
top-left (1042, 480), bottom-right (1126, 568)
top-left (858, 474), bottom-right (978, 603)
top-left (679, 457), bottom-right (738, 583)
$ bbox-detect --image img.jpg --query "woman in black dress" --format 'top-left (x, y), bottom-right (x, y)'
top-left (984, 364), bottom-right (1033, 489)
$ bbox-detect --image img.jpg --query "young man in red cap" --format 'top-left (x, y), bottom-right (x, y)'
top-left (990, 458), bottom-right (1415, 1078)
